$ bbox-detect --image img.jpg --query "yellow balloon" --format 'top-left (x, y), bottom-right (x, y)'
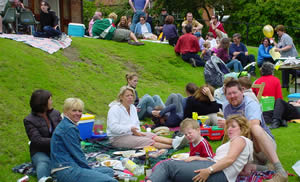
top-left (263, 25), bottom-right (274, 38)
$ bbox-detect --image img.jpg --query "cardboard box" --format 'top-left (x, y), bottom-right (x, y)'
top-left (260, 96), bottom-right (275, 112)
top-left (68, 23), bottom-right (85, 37)
top-left (77, 114), bottom-right (95, 140)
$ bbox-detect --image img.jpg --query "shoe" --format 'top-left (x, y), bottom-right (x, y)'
top-left (59, 33), bottom-right (67, 41)
top-left (265, 172), bottom-right (288, 182)
top-left (270, 119), bottom-right (281, 129)
top-left (38, 176), bottom-right (53, 182)
top-left (128, 41), bottom-right (144, 46)
top-left (172, 135), bottom-right (188, 150)
top-left (189, 58), bottom-right (197, 67)
top-left (280, 120), bottom-right (288, 127)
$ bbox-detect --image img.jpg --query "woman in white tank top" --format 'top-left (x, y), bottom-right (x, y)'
top-left (147, 114), bottom-right (253, 182)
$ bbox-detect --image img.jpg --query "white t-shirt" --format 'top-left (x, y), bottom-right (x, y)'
top-left (213, 136), bottom-right (253, 182)
top-left (141, 24), bottom-right (149, 34)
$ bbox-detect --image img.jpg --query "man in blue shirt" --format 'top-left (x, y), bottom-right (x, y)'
top-left (229, 33), bottom-right (256, 76)
top-left (218, 80), bottom-right (288, 182)
top-left (129, 0), bottom-right (149, 32)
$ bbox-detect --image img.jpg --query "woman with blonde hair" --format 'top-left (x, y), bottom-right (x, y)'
top-left (107, 86), bottom-right (186, 149)
top-left (117, 16), bottom-right (129, 29)
top-left (50, 98), bottom-right (117, 182)
top-left (147, 115), bottom-right (253, 182)
top-left (184, 84), bottom-right (221, 125)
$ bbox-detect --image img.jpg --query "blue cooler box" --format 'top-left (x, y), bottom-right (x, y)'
top-left (68, 23), bottom-right (85, 37)
top-left (77, 114), bottom-right (95, 140)
top-left (288, 93), bottom-right (300, 102)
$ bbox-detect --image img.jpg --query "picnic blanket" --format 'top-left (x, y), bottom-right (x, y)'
top-left (12, 138), bottom-right (177, 176)
top-left (0, 33), bottom-right (72, 54)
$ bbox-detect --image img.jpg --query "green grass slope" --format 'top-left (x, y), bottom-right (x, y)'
top-left (0, 38), bottom-right (299, 181)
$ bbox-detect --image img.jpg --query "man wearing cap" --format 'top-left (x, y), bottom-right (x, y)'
top-left (181, 12), bottom-right (203, 34)
top-left (155, 8), bottom-right (168, 35)
top-left (129, 0), bottom-right (149, 32)
top-left (208, 15), bottom-right (227, 40)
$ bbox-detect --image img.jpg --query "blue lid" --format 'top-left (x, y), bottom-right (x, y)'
top-left (288, 93), bottom-right (300, 98)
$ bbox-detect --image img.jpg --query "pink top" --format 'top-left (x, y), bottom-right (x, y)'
top-left (209, 21), bottom-right (226, 38)
top-left (88, 19), bottom-right (95, 36)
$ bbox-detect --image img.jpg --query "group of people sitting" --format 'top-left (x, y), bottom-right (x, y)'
top-left (24, 68), bottom-right (295, 182)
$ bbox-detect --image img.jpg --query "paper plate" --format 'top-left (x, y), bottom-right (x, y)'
top-left (101, 160), bottom-right (122, 167)
top-left (171, 153), bottom-right (189, 160)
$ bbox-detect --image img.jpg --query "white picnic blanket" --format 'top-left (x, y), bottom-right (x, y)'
top-left (0, 33), bottom-right (72, 54)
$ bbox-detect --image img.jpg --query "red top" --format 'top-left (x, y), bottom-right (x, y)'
top-left (175, 33), bottom-right (200, 54)
top-left (189, 137), bottom-right (214, 157)
top-left (209, 22), bottom-right (226, 38)
top-left (252, 75), bottom-right (283, 100)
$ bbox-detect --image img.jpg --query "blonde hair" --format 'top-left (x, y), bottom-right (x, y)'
top-left (63, 98), bottom-right (84, 113)
top-left (222, 115), bottom-right (251, 143)
top-left (238, 76), bottom-right (252, 89)
top-left (203, 41), bottom-right (211, 48)
top-left (108, 12), bottom-right (117, 21)
top-left (180, 118), bottom-right (200, 131)
top-left (125, 72), bottom-right (138, 83)
top-left (117, 86), bottom-right (136, 102)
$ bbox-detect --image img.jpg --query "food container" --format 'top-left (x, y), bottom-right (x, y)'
top-left (96, 154), bottom-right (110, 162)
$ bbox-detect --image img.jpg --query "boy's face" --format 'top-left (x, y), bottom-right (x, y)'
top-left (183, 127), bottom-right (201, 144)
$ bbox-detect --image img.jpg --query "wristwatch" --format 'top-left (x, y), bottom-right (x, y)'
top-left (209, 166), bottom-right (214, 174)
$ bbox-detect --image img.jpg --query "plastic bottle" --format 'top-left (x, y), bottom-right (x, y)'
top-left (144, 150), bottom-right (152, 177)
top-left (122, 158), bottom-right (138, 174)
top-left (197, 116), bottom-right (203, 127)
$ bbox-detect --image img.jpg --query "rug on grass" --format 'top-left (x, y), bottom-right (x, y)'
top-left (12, 138), bottom-right (177, 176)
top-left (0, 33), bottom-right (72, 54)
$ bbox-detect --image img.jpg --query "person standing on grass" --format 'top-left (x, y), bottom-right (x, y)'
top-left (24, 90), bottom-right (62, 182)
top-left (273, 24), bottom-right (298, 88)
top-left (218, 79), bottom-right (288, 182)
top-left (129, 0), bottom-right (149, 32)
top-left (175, 24), bottom-right (205, 67)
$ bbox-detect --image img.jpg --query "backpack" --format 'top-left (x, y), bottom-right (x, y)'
top-left (204, 56), bottom-right (230, 88)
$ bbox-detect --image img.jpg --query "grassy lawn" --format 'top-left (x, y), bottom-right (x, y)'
top-left (0, 38), bottom-right (299, 181)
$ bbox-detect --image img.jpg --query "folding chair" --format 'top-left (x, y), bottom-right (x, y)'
top-left (252, 82), bottom-right (265, 101)
top-left (2, 7), bottom-right (17, 33)
top-left (19, 10), bottom-right (39, 34)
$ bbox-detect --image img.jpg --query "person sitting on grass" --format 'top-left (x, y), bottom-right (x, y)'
top-left (181, 118), bottom-right (214, 158)
top-left (117, 16), bottom-right (129, 30)
top-left (107, 86), bottom-right (187, 149)
top-left (92, 12), bottom-right (144, 46)
top-left (257, 37), bottom-right (275, 67)
top-left (175, 24), bottom-right (205, 67)
top-left (252, 62), bottom-right (282, 100)
top-left (125, 72), bottom-right (165, 120)
top-left (88, 11), bottom-right (102, 36)
top-left (238, 76), bottom-right (259, 103)
top-left (50, 98), bottom-right (117, 182)
top-left (134, 16), bottom-right (156, 39)
top-left (184, 84), bottom-right (221, 126)
top-left (214, 38), bottom-right (243, 73)
top-left (201, 41), bottom-right (212, 62)
top-left (33, 1), bottom-right (62, 39)
top-left (160, 15), bottom-right (179, 46)
top-left (24, 90), bottom-right (62, 182)
top-left (147, 115), bottom-right (253, 182)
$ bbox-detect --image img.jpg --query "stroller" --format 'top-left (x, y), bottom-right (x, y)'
top-left (204, 56), bottom-right (230, 88)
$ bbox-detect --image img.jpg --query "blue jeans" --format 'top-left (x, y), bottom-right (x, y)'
top-left (226, 59), bottom-right (243, 72)
top-left (31, 152), bottom-right (51, 180)
top-left (130, 10), bottom-right (146, 32)
top-left (181, 53), bottom-right (205, 67)
top-left (54, 166), bottom-right (117, 182)
top-left (149, 160), bottom-right (227, 182)
top-left (137, 94), bottom-right (165, 120)
top-left (34, 26), bottom-right (61, 38)
top-left (165, 93), bottom-right (184, 114)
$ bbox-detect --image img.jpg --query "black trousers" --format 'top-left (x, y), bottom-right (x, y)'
top-left (236, 52), bottom-right (255, 72)
top-left (263, 98), bottom-right (300, 124)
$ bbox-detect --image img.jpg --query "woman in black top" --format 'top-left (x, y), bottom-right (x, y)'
top-left (24, 90), bottom-right (61, 181)
top-left (184, 84), bottom-right (221, 125)
top-left (33, 1), bottom-right (61, 38)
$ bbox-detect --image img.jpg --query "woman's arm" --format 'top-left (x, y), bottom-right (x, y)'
top-left (192, 137), bottom-right (246, 181)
